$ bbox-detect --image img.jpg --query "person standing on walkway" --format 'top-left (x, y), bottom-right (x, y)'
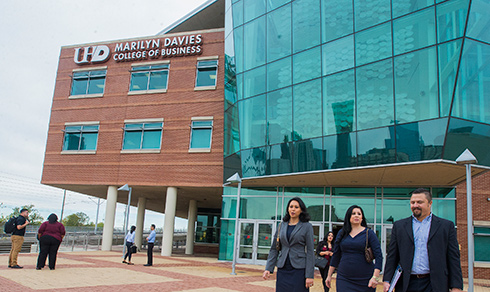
top-left (326, 205), bottom-right (383, 291)
top-left (263, 197), bottom-right (315, 291)
top-left (8, 208), bottom-right (30, 269)
top-left (123, 226), bottom-right (136, 265)
top-left (383, 188), bottom-right (463, 292)
top-left (145, 224), bottom-right (156, 266)
top-left (316, 231), bottom-right (334, 291)
top-left (36, 213), bottom-right (66, 270)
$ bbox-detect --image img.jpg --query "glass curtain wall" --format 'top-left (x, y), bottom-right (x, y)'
top-left (224, 0), bottom-right (490, 180)
top-left (219, 186), bottom-right (456, 260)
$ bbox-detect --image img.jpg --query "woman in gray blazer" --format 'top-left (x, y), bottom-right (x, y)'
top-left (263, 197), bottom-right (315, 291)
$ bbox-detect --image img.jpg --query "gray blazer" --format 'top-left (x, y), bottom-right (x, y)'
top-left (265, 221), bottom-right (315, 278)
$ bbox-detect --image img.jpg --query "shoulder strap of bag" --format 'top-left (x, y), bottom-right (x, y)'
top-left (365, 227), bottom-right (368, 248)
top-left (276, 222), bottom-right (281, 243)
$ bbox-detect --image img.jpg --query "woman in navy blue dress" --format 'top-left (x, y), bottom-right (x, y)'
top-left (326, 205), bottom-right (382, 292)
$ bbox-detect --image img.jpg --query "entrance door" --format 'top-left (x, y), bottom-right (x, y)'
top-left (311, 223), bottom-right (323, 247)
top-left (381, 225), bottom-right (393, 270)
top-left (238, 220), bottom-right (275, 265)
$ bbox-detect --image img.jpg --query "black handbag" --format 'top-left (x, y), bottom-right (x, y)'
top-left (130, 245), bottom-right (137, 254)
top-left (365, 229), bottom-right (374, 263)
top-left (275, 223), bottom-right (282, 251)
top-left (315, 255), bottom-right (328, 268)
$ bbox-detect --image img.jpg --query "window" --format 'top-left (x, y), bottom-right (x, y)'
top-left (130, 63), bottom-right (169, 92)
top-left (62, 123), bottom-right (99, 152)
top-left (195, 60), bottom-right (218, 88)
top-left (475, 226), bottom-right (490, 262)
top-left (70, 70), bottom-right (106, 96)
top-left (189, 118), bottom-right (213, 151)
top-left (122, 121), bottom-right (163, 150)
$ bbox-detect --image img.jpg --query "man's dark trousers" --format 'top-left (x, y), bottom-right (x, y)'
top-left (147, 243), bottom-right (154, 265)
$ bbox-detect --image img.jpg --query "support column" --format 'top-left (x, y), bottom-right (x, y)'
top-left (161, 187), bottom-right (177, 256)
top-left (185, 200), bottom-right (198, 255)
top-left (101, 186), bottom-right (117, 251)
top-left (135, 197), bottom-right (146, 249)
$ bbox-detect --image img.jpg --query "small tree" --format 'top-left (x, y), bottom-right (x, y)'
top-left (8, 204), bottom-right (44, 225)
top-left (62, 212), bottom-right (90, 226)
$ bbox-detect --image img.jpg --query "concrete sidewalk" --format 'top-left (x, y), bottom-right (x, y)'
top-left (1, 251), bottom-right (488, 291)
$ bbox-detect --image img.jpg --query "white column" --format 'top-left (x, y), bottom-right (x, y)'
top-left (101, 186), bottom-right (117, 251)
top-left (185, 200), bottom-right (198, 255)
top-left (135, 197), bottom-right (146, 249)
top-left (161, 187), bottom-right (177, 256)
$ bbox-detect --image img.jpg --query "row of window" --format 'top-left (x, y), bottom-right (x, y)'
top-left (62, 119), bottom-right (213, 152)
top-left (70, 59), bottom-right (219, 96)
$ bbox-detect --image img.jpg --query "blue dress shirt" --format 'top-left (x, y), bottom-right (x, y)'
top-left (411, 213), bottom-right (432, 274)
top-left (148, 230), bottom-right (156, 243)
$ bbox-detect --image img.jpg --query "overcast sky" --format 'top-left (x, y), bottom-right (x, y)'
top-left (0, 0), bottom-right (208, 230)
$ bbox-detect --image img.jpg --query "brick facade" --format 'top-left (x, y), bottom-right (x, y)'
top-left (42, 29), bottom-right (225, 215)
top-left (456, 170), bottom-right (490, 279)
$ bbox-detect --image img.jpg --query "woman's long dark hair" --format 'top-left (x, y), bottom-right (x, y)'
top-left (130, 225), bottom-right (136, 234)
top-left (282, 197), bottom-right (311, 222)
top-left (336, 205), bottom-right (368, 243)
top-left (48, 213), bottom-right (58, 224)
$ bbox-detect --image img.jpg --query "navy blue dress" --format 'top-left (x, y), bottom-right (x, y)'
top-left (276, 225), bottom-right (309, 292)
top-left (330, 228), bottom-right (382, 292)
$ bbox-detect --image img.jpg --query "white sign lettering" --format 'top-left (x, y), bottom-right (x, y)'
top-left (74, 45), bottom-right (110, 64)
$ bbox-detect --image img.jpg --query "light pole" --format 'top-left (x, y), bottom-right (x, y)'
top-left (456, 148), bottom-right (477, 292)
top-left (118, 184), bottom-right (132, 258)
top-left (227, 173), bottom-right (242, 275)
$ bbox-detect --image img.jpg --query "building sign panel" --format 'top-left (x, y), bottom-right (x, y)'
top-left (74, 34), bottom-right (203, 65)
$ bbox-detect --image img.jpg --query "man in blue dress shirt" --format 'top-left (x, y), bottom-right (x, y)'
top-left (145, 224), bottom-right (156, 266)
top-left (383, 188), bottom-right (463, 292)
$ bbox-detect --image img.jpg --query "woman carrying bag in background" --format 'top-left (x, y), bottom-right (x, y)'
top-left (316, 231), bottom-right (334, 291)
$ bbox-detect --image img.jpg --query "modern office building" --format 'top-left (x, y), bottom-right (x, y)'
top-left (220, 0), bottom-right (490, 280)
top-left (41, 0), bottom-right (490, 280)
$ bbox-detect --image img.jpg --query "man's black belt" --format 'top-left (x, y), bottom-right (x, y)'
top-left (411, 274), bottom-right (430, 278)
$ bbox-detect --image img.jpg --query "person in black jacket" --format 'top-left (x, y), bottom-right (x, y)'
top-left (316, 231), bottom-right (334, 291)
top-left (8, 208), bottom-right (30, 269)
top-left (383, 188), bottom-right (463, 292)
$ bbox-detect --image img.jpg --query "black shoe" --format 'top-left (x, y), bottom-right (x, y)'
top-left (10, 265), bottom-right (23, 269)
top-left (36, 267), bottom-right (42, 270)
top-left (49, 268), bottom-right (55, 270)
top-left (8, 265), bottom-right (11, 268)
top-left (144, 264), bottom-right (152, 266)
top-left (122, 260), bottom-right (128, 264)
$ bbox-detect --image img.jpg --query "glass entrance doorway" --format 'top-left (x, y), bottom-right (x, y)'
top-left (237, 220), bottom-right (275, 265)
top-left (381, 225), bottom-right (393, 270)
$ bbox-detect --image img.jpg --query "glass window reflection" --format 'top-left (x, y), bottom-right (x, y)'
top-left (267, 88), bottom-right (292, 144)
top-left (354, 0), bottom-right (391, 31)
top-left (244, 0), bottom-right (266, 23)
top-left (437, 0), bottom-right (469, 43)
top-left (241, 147), bottom-right (267, 177)
top-left (356, 60), bottom-right (394, 130)
top-left (293, 47), bottom-right (321, 84)
top-left (322, 0), bottom-right (353, 42)
top-left (392, 0), bottom-right (433, 19)
top-left (268, 142), bottom-right (293, 174)
top-left (394, 47), bottom-right (439, 124)
top-left (396, 119), bottom-right (447, 162)
top-left (292, 0), bottom-right (321, 53)
top-left (239, 95), bottom-right (266, 149)
top-left (240, 196), bottom-right (276, 219)
top-left (466, 0), bottom-right (490, 44)
top-left (393, 7), bottom-right (436, 55)
top-left (356, 22), bottom-right (392, 66)
top-left (331, 197), bottom-right (376, 223)
top-left (323, 70), bottom-right (356, 135)
top-left (243, 16), bottom-right (266, 70)
top-left (243, 65), bottom-right (266, 98)
top-left (267, 4), bottom-right (291, 62)
top-left (293, 79), bottom-right (322, 140)
top-left (292, 138), bottom-right (324, 172)
top-left (324, 133), bottom-right (357, 169)
top-left (267, 57), bottom-right (292, 91)
top-left (357, 127), bottom-right (396, 166)
top-left (322, 35), bottom-right (354, 75)
top-left (438, 40), bottom-right (462, 117)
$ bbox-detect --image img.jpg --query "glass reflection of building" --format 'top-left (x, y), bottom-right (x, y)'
top-left (221, 0), bottom-right (490, 262)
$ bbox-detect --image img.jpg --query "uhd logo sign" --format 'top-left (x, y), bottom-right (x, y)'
top-left (74, 45), bottom-right (110, 65)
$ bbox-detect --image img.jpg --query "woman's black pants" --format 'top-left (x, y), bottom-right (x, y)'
top-left (37, 235), bottom-right (61, 269)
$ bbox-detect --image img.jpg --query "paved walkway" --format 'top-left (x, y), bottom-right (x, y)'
top-left (0, 251), bottom-right (488, 291)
